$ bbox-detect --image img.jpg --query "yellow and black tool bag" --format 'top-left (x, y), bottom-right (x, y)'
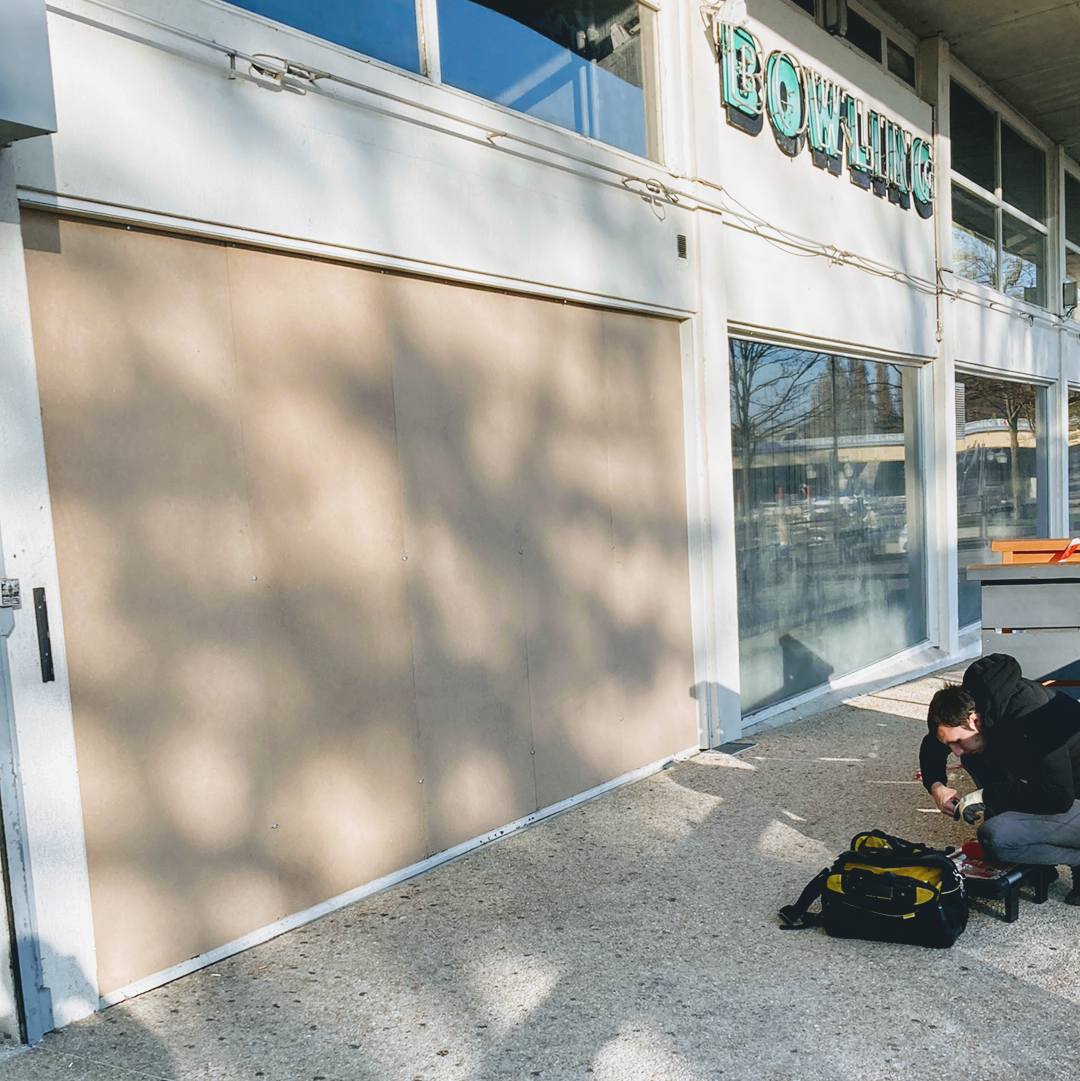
top-left (778, 830), bottom-right (967, 948)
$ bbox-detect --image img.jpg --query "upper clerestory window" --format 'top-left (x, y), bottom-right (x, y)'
top-left (949, 79), bottom-right (1049, 307)
top-left (222, 0), bottom-right (658, 160)
top-left (1064, 172), bottom-right (1080, 320)
top-left (225, 0), bottom-right (421, 74)
top-left (815, 0), bottom-right (917, 89)
top-left (437, 1), bottom-right (656, 158)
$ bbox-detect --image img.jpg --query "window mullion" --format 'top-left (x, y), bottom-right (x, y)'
top-left (994, 114), bottom-right (1002, 202)
top-left (1004, 203), bottom-right (1049, 235)
top-left (1047, 144), bottom-right (1064, 314)
top-left (996, 206), bottom-right (1004, 292)
top-left (416, 0), bottom-right (441, 83)
top-left (994, 115), bottom-right (1003, 291)
top-left (951, 171), bottom-right (997, 207)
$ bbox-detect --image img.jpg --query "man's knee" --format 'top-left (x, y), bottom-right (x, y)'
top-left (977, 814), bottom-right (1031, 863)
top-left (977, 801), bottom-right (1080, 864)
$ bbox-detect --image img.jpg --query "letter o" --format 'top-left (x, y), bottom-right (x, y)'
top-left (766, 52), bottom-right (805, 139)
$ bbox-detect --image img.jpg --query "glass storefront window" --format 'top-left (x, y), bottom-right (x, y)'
top-left (730, 341), bottom-right (925, 714)
top-left (956, 376), bottom-right (1042, 627)
top-left (952, 185), bottom-right (996, 288)
top-left (1070, 389), bottom-right (1080, 534)
top-left (437, 0), bottom-right (651, 157)
top-left (224, 0), bottom-right (420, 73)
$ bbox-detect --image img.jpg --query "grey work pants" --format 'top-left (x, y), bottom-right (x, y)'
top-left (978, 799), bottom-right (1080, 866)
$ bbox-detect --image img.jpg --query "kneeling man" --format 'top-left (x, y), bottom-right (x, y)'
top-left (920, 652), bottom-right (1080, 904)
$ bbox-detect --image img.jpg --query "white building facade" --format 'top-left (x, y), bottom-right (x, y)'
top-left (0, 0), bottom-right (1078, 1040)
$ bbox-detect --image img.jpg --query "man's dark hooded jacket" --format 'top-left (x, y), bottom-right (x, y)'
top-left (919, 653), bottom-right (1080, 815)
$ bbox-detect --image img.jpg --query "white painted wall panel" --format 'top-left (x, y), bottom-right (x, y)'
top-left (952, 295), bottom-right (1062, 380)
top-left (16, 0), bottom-right (696, 312)
top-left (723, 225), bottom-right (937, 358)
top-left (708, 0), bottom-right (937, 353)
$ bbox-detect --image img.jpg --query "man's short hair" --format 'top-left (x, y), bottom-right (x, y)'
top-left (927, 684), bottom-right (976, 734)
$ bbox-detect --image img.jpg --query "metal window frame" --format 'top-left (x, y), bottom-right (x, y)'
top-left (953, 366), bottom-right (1055, 547)
top-left (417, 0), bottom-right (664, 163)
top-left (825, 0), bottom-right (920, 90)
top-left (726, 330), bottom-right (934, 727)
top-left (948, 70), bottom-right (1052, 305)
top-left (1068, 385), bottom-right (1080, 534)
top-left (1064, 162), bottom-right (1080, 262)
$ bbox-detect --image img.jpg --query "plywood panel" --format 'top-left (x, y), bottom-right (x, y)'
top-left (390, 281), bottom-right (540, 852)
top-left (602, 310), bottom-right (698, 771)
top-left (24, 221), bottom-right (429, 992)
top-left (517, 301), bottom-right (626, 805)
top-left (518, 304), bottom-right (697, 808)
top-left (224, 247), bottom-right (427, 909)
top-left (23, 214), bottom-right (277, 992)
top-left (24, 214), bottom-right (696, 996)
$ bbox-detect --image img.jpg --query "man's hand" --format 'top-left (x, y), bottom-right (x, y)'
top-left (956, 789), bottom-right (985, 824)
top-left (930, 782), bottom-right (960, 817)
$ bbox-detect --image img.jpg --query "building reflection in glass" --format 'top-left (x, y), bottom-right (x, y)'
top-left (730, 340), bottom-right (925, 714)
top-left (956, 376), bottom-right (1043, 627)
top-left (1069, 389), bottom-right (1080, 535)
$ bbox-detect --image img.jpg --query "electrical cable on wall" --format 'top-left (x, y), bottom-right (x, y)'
top-left (44, 0), bottom-right (1075, 335)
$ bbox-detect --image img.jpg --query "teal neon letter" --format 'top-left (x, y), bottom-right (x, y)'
top-left (843, 95), bottom-right (870, 172)
top-left (867, 112), bottom-right (887, 179)
top-left (765, 51), bottom-right (804, 139)
top-left (720, 24), bottom-right (763, 117)
top-left (886, 122), bottom-right (911, 193)
top-left (805, 70), bottom-right (844, 157)
top-left (912, 138), bottom-right (934, 204)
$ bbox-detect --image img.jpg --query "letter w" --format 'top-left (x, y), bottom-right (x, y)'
top-left (805, 71), bottom-right (843, 157)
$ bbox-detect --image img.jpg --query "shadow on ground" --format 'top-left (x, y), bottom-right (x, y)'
top-left (2, 666), bottom-right (1078, 1081)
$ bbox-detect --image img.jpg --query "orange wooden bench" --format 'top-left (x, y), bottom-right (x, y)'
top-left (991, 538), bottom-right (1080, 564)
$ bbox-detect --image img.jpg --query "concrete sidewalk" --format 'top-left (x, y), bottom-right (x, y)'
top-left (2, 666), bottom-right (1079, 1081)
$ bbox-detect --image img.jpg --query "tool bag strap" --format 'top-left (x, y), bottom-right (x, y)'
top-left (778, 868), bottom-right (830, 929)
top-left (853, 829), bottom-right (935, 859)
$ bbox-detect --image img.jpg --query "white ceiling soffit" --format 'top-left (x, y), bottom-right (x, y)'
top-left (872, 0), bottom-right (1080, 163)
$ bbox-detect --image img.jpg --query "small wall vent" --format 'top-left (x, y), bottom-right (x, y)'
top-left (676, 234), bottom-right (688, 260)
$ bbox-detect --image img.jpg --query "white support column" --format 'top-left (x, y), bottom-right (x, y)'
top-left (0, 148), bottom-right (97, 1038)
top-left (1048, 145), bottom-right (1071, 536)
top-left (918, 36), bottom-right (961, 655)
top-left (675, 0), bottom-right (741, 748)
top-left (1058, 332), bottom-right (1074, 537)
top-left (682, 203), bottom-right (741, 748)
